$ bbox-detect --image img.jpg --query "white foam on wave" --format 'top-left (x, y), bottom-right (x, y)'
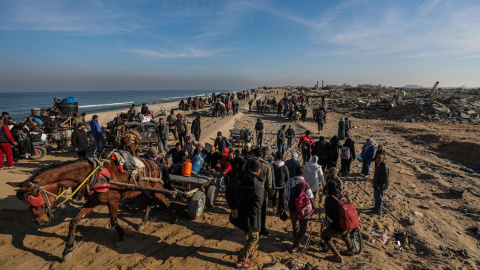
top-left (79, 101), bottom-right (134, 108)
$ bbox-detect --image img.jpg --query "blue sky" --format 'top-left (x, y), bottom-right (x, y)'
top-left (0, 0), bottom-right (479, 92)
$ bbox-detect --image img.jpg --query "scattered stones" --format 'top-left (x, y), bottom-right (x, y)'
top-left (449, 186), bottom-right (465, 197)
top-left (413, 211), bottom-right (424, 217)
top-left (406, 217), bottom-right (416, 225)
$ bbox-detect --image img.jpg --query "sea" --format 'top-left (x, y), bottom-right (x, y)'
top-left (1, 89), bottom-right (238, 122)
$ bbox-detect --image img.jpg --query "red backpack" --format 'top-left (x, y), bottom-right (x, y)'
top-left (295, 182), bottom-right (314, 219)
top-left (331, 194), bottom-right (360, 230)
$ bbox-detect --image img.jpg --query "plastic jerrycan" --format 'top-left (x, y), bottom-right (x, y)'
top-left (191, 153), bottom-right (205, 173)
top-left (182, 159), bottom-right (193, 176)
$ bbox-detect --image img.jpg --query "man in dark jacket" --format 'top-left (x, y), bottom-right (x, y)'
top-left (321, 180), bottom-right (355, 263)
top-left (175, 114), bottom-right (188, 147)
top-left (285, 125), bottom-right (295, 148)
top-left (311, 136), bottom-right (328, 171)
top-left (272, 152), bottom-right (289, 214)
top-left (277, 125), bottom-right (286, 154)
top-left (166, 142), bottom-right (186, 165)
top-left (71, 123), bottom-right (89, 160)
top-left (372, 154), bottom-right (389, 215)
top-left (254, 118), bottom-right (264, 147)
top-left (191, 115), bottom-right (201, 142)
top-left (225, 160), bottom-right (264, 269)
top-left (214, 131), bottom-right (230, 150)
top-left (157, 118), bottom-right (169, 153)
top-left (141, 103), bottom-right (149, 115)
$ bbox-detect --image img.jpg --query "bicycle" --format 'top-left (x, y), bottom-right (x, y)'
top-left (319, 216), bottom-right (363, 254)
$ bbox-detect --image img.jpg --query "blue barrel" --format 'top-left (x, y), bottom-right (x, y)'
top-left (33, 117), bottom-right (43, 125)
top-left (191, 153), bottom-right (205, 173)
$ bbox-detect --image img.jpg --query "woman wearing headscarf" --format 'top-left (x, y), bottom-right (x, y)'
top-left (337, 117), bottom-right (346, 140)
top-left (304, 155), bottom-right (324, 198)
top-left (360, 138), bottom-right (376, 177)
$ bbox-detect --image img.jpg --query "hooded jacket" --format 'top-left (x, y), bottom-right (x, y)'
top-left (218, 147), bottom-right (232, 174)
top-left (273, 161), bottom-right (290, 189)
top-left (226, 170), bottom-right (264, 232)
top-left (304, 156), bottom-right (324, 192)
top-left (90, 120), bottom-right (103, 138)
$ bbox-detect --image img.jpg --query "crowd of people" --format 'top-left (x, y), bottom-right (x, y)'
top-left (2, 89), bottom-right (391, 268)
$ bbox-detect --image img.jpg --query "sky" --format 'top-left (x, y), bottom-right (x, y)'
top-left (0, 0), bottom-right (479, 92)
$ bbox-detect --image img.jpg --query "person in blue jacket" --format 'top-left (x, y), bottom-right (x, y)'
top-left (360, 138), bottom-right (375, 177)
top-left (90, 115), bottom-right (105, 154)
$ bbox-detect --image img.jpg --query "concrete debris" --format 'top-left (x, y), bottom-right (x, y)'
top-left (329, 89), bottom-right (480, 124)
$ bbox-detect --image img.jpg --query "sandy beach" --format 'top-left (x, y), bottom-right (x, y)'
top-left (1, 88), bottom-right (480, 269)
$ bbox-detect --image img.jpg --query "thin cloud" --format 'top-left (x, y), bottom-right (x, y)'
top-left (128, 47), bottom-right (236, 59)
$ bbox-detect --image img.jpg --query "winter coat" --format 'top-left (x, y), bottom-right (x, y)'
top-left (285, 157), bottom-right (301, 179)
top-left (312, 140), bottom-right (328, 159)
top-left (90, 120), bottom-right (103, 138)
top-left (226, 170), bottom-right (264, 232)
top-left (304, 156), bottom-right (324, 192)
top-left (255, 122), bottom-right (264, 132)
top-left (46, 120), bottom-right (60, 133)
top-left (191, 118), bottom-right (201, 137)
top-left (175, 119), bottom-right (187, 133)
top-left (214, 137), bottom-right (230, 150)
top-left (361, 143), bottom-right (376, 162)
top-left (373, 162), bottom-right (389, 190)
top-left (277, 129), bottom-right (286, 144)
top-left (327, 138), bottom-right (341, 166)
top-left (284, 176), bottom-right (314, 210)
top-left (166, 114), bottom-right (176, 129)
top-left (157, 123), bottom-right (169, 140)
top-left (218, 147), bottom-right (233, 175)
top-left (273, 161), bottom-right (290, 189)
top-left (285, 128), bottom-right (295, 138)
top-left (71, 129), bottom-right (89, 151)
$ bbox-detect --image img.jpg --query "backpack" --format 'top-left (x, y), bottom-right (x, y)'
top-left (331, 194), bottom-right (360, 230)
top-left (301, 137), bottom-right (312, 150)
top-left (295, 182), bottom-right (314, 219)
top-left (340, 146), bottom-right (351, 160)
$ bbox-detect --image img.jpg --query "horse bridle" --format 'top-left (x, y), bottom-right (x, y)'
top-left (20, 182), bottom-right (56, 222)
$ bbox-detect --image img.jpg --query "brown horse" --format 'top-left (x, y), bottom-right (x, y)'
top-left (117, 129), bottom-right (141, 156)
top-left (7, 158), bottom-right (176, 262)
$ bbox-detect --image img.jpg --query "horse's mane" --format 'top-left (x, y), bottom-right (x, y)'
top-left (24, 160), bottom-right (84, 184)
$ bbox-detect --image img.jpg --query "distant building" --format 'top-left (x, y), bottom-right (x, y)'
top-left (358, 84), bottom-right (382, 89)
top-left (404, 84), bottom-right (425, 89)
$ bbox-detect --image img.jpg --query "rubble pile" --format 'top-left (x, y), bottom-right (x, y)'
top-left (328, 90), bottom-right (480, 124)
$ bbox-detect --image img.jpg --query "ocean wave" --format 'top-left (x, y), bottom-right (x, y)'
top-left (79, 101), bottom-right (134, 108)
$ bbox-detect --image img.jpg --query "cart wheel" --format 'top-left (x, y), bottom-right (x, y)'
top-left (188, 191), bottom-right (206, 220)
top-left (30, 146), bottom-right (47, 160)
top-left (206, 185), bottom-right (218, 207)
